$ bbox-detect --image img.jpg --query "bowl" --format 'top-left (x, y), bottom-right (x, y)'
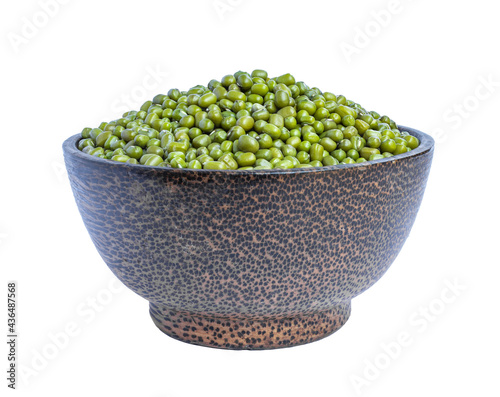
top-left (63, 126), bottom-right (434, 350)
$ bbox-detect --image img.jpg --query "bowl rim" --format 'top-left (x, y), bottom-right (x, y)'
top-left (63, 125), bottom-right (434, 176)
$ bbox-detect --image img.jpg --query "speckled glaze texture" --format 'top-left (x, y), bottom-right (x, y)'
top-left (63, 126), bottom-right (434, 350)
top-left (150, 302), bottom-right (351, 349)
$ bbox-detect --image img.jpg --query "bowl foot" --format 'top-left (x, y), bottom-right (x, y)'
top-left (149, 302), bottom-right (351, 350)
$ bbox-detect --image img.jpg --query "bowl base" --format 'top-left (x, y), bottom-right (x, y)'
top-left (149, 302), bottom-right (351, 350)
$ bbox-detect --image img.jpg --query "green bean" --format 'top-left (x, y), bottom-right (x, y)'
top-left (238, 135), bottom-right (259, 153)
top-left (77, 70), bottom-right (417, 169)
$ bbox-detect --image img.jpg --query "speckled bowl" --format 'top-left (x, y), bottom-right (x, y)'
top-left (63, 126), bottom-right (433, 350)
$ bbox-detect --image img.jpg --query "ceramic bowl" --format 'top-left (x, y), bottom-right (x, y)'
top-left (63, 126), bottom-right (434, 350)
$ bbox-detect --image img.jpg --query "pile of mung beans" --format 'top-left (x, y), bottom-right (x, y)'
top-left (77, 70), bottom-right (419, 170)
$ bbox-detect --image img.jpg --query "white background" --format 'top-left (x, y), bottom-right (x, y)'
top-left (1, 0), bottom-right (499, 396)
